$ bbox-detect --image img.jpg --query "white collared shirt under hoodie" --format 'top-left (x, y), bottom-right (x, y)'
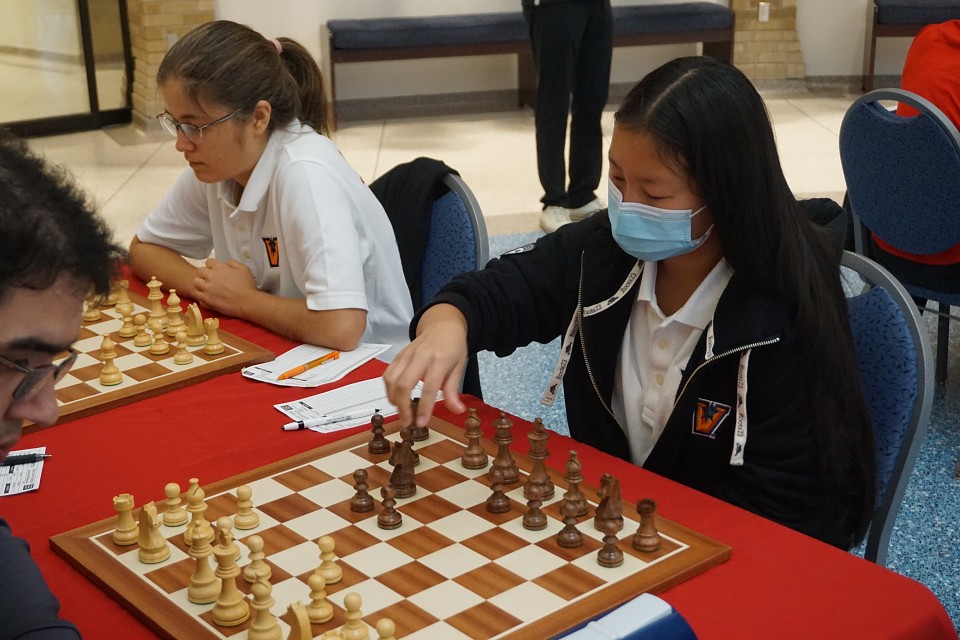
top-left (611, 259), bottom-right (734, 465)
top-left (136, 120), bottom-right (413, 361)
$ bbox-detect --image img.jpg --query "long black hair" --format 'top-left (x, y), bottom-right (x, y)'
top-left (615, 56), bottom-right (874, 548)
top-left (157, 20), bottom-right (334, 136)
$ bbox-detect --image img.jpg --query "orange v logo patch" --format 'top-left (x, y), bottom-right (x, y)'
top-left (262, 237), bottom-right (280, 268)
top-left (692, 399), bottom-right (731, 438)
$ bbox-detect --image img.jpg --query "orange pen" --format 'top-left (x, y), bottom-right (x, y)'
top-left (276, 351), bottom-right (340, 380)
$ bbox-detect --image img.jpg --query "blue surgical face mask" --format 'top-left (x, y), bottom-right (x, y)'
top-left (607, 180), bottom-right (712, 262)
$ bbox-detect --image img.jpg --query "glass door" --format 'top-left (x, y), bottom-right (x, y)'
top-left (0, 0), bottom-right (132, 136)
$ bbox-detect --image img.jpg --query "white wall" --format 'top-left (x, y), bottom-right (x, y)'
top-left (217, 0), bottom-right (909, 100)
top-left (0, 0), bottom-right (82, 57)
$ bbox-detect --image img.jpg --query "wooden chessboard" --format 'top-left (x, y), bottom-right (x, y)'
top-left (35, 290), bottom-right (273, 433)
top-left (51, 416), bottom-right (731, 640)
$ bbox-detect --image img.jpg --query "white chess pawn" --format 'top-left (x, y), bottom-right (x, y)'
top-left (375, 618), bottom-right (396, 640)
top-left (233, 484), bottom-right (259, 530)
top-left (149, 319), bottom-right (170, 356)
top-left (133, 314), bottom-right (151, 347)
top-left (243, 535), bottom-right (270, 584)
top-left (339, 592), bottom-right (369, 640)
top-left (162, 483), bottom-right (188, 527)
top-left (173, 331), bottom-right (193, 365)
top-left (306, 572), bottom-right (333, 624)
top-left (99, 336), bottom-right (122, 386)
top-left (117, 301), bottom-right (137, 338)
top-left (315, 535), bottom-right (342, 585)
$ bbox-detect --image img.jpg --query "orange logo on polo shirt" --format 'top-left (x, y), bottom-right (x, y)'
top-left (692, 399), bottom-right (731, 438)
top-left (262, 237), bottom-right (280, 268)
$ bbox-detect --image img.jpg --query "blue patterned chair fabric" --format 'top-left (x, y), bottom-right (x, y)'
top-left (873, 0), bottom-right (960, 25)
top-left (421, 190), bottom-right (479, 302)
top-left (847, 287), bottom-right (919, 506)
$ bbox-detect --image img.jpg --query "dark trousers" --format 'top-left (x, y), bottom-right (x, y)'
top-left (524, 1), bottom-right (613, 209)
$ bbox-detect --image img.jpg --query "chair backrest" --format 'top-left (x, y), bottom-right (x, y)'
top-left (840, 88), bottom-right (960, 256)
top-left (841, 251), bottom-right (933, 566)
top-left (421, 173), bottom-right (490, 302)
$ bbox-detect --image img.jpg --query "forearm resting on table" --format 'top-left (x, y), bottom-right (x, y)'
top-left (240, 291), bottom-right (365, 350)
top-left (128, 236), bottom-right (202, 299)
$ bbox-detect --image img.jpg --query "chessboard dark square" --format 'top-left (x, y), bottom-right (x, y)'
top-left (204, 493), bottom-right (241, 522)
top-left (446, 600), bottom-right (523, 639)
top-left (346, 442), bottom-right (392, 465)
top-left (144, 557), bottom-right (195, 594)
top-left (234, 560), bottom-right (293, 597)
top-left (273, 465), bottom-right (334, 492)
top-left (386, 526), bottom-right (454, 559)
top-left (67, 364), bottom-right (103, 383)
top-left (415, 464), bottom-right (471, 494)
top-left (325, 497), bottom-right (380, 525)
top-left (368, 599), bottom-right (439, 639)
top-left (534, 563), bottom-right (606, 600)
top-left (257, 493), bottom-right (322, 521)
top-left (296, 560), bottom-right (366, 595)
top-left (466, 500), bottom-right (525, 526)
top-left (395, 493), bottom-right (460, 525)
top-left (535, 530), bottom-right (602, 562)
top-left (460, 526), bottom-right (529, 561)
top-left (279, 604), bottom-right (347, 637)
top-left (376, 559), bottom-right (447, 597)
top-left (327, 524), bottom-right (381, 557)
top-left (126, 362), bottom-right (173, 381)
top-left (453, 562), bottom-right (525, 599)
top-left (620, 531), bottom-right (682, 562)
top-left (193, 346), bottom-right (237, 362)
top-left (56, 382), bottom-right (98, 403)
top-left (417, 438), bottom-right (466, 464)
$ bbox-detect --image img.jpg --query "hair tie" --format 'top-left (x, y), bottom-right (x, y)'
top-left (269, 37), bottom-right (282, 54)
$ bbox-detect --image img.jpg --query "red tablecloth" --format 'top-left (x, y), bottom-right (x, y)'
top-left (4, 307), bottom-right (956, 640)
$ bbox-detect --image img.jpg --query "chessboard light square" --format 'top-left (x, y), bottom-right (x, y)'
top-left (439, 458), bottom-right (490, 480)
top-left (407, 580), bottom-right (485, 621)
top-left (70, 352), bottom-right (100, 370)
top-left (496, 544), bottom-right (569, 580)
top-left (106, 542), bottom-right (190, 577)
top-left (268, 540), bottom-right (321, 576)
top-left (571, 549), bottom-right (646, 580)
top-left (228, 477), bottom-right (295, 505)
top-left (488, 580), bottom-right (568, 622)
top-left (418, 543), bottom-right (490, 579)
top-left (219, 509), bottom-right (281, 538)
top-left (308, 450), bottom-right (375, 477)
top-left (427, 510), bottom-right (495, 543)
top-left (167, 587), bottom-right (224, 624)
top-left (498, 513), bottom-right (559, 544)
top-left (434, 479), bottom-right (490, 508)
top-left (327, 576), bottom-right (404, 613)
top-left (403, 621), bottom-right (473, 640)
top-left (504, 484), bottom-right (564, 509)
top-left (269, 576), bottom-right (313, 617)
top-left (354, 512), bottom-right (424, 541)
top-left (297, 477), bottom-right (356, 507)
top-left (343, 541), bottom-right (415, 577)
top-left (283, 508), bottom-right (351, 540)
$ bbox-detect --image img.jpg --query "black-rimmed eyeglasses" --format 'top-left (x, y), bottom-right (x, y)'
top-left (0, 348), bottom-right (79, 401)
top-left (155, 108), bottom-right (241, 144)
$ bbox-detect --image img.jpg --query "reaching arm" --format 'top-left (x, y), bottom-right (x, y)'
top-left (383, 303), bottom-right (469, 427)
top-left (129, 235), bottom-right (203, 299)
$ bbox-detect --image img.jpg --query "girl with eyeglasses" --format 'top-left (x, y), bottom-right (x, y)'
top-left (128, 21), bottom-right (413, 361)
top-left (384, 56), bottom-right (876, 550)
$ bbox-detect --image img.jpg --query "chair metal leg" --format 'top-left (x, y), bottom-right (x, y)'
top-left (936, 303), bottom-right (950, 384)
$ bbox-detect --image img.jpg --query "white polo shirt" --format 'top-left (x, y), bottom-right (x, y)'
top-left (611, 259), bottom-right (734, 465)
top-left (137, 121), bottom-right (413, 360)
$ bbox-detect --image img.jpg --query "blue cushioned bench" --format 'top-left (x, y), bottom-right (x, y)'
top-left (323, 3), bottom-right (735, 112)
top-left (862, 0), bottom-right (960, 91)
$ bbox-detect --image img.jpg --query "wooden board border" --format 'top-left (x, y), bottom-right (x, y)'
top-left (51, 416), bottom-right (731, 640)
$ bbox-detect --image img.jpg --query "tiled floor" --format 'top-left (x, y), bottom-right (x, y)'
top-left (24, 88), bottom-right (857, 245)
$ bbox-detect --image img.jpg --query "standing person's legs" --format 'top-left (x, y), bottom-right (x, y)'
top-left (526, 4), bottom-right (582, 209)
top-left (567, 0), bottom-right (612, 212)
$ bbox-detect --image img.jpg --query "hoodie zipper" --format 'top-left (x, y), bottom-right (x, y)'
top-left (671, 336), bottom-right (781, 411)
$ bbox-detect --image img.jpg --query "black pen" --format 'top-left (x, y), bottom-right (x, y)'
top-left (1, 453), bottom-right (52, 467)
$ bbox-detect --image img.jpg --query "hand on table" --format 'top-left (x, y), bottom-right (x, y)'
top-left (383, 304), bottom-right (470, 427)
top-left (193, 258), bottom-right (257, 318)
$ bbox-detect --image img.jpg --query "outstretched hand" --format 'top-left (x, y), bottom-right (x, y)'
top-left (383, 304), bottom-right (471, 427)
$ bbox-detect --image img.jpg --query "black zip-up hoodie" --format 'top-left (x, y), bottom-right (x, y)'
top-left (417, 212), bottom-right (846, 547)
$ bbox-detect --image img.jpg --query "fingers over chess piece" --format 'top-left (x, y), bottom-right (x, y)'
top-left (408, 397), bottom-right (429, 441)
top-left (633, 498), bottom-right (662, 553)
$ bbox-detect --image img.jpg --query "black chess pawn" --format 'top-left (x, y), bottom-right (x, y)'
top-left (485, 467), bottom-right (512, 514)
top-left (633, 498), bottom-right (661, 553)
top-left (377, 485), bottom-right (402, 530)
top-left (367, 410), bottom-right (390, 455)
top-left (408, 397), bottom-right (429, 442)
top-left (557, 499), bottom-right (583, 548)
top-left (460, 408), bottom-right (488, 470)
top-left (596, 516), bottom-right (624, 568)
top-left (522, 484), bottom-right (548, 531)
top-left (350, 469), bottom-right (375, 513)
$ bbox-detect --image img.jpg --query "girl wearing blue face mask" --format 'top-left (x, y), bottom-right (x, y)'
top-left (384, 56), bottom-right (874, 551)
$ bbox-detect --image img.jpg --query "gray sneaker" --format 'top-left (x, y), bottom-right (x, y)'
top-left (539, 206), bottom-right (574, 233)
top-left (567, 198), bottom-right (605, 221)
